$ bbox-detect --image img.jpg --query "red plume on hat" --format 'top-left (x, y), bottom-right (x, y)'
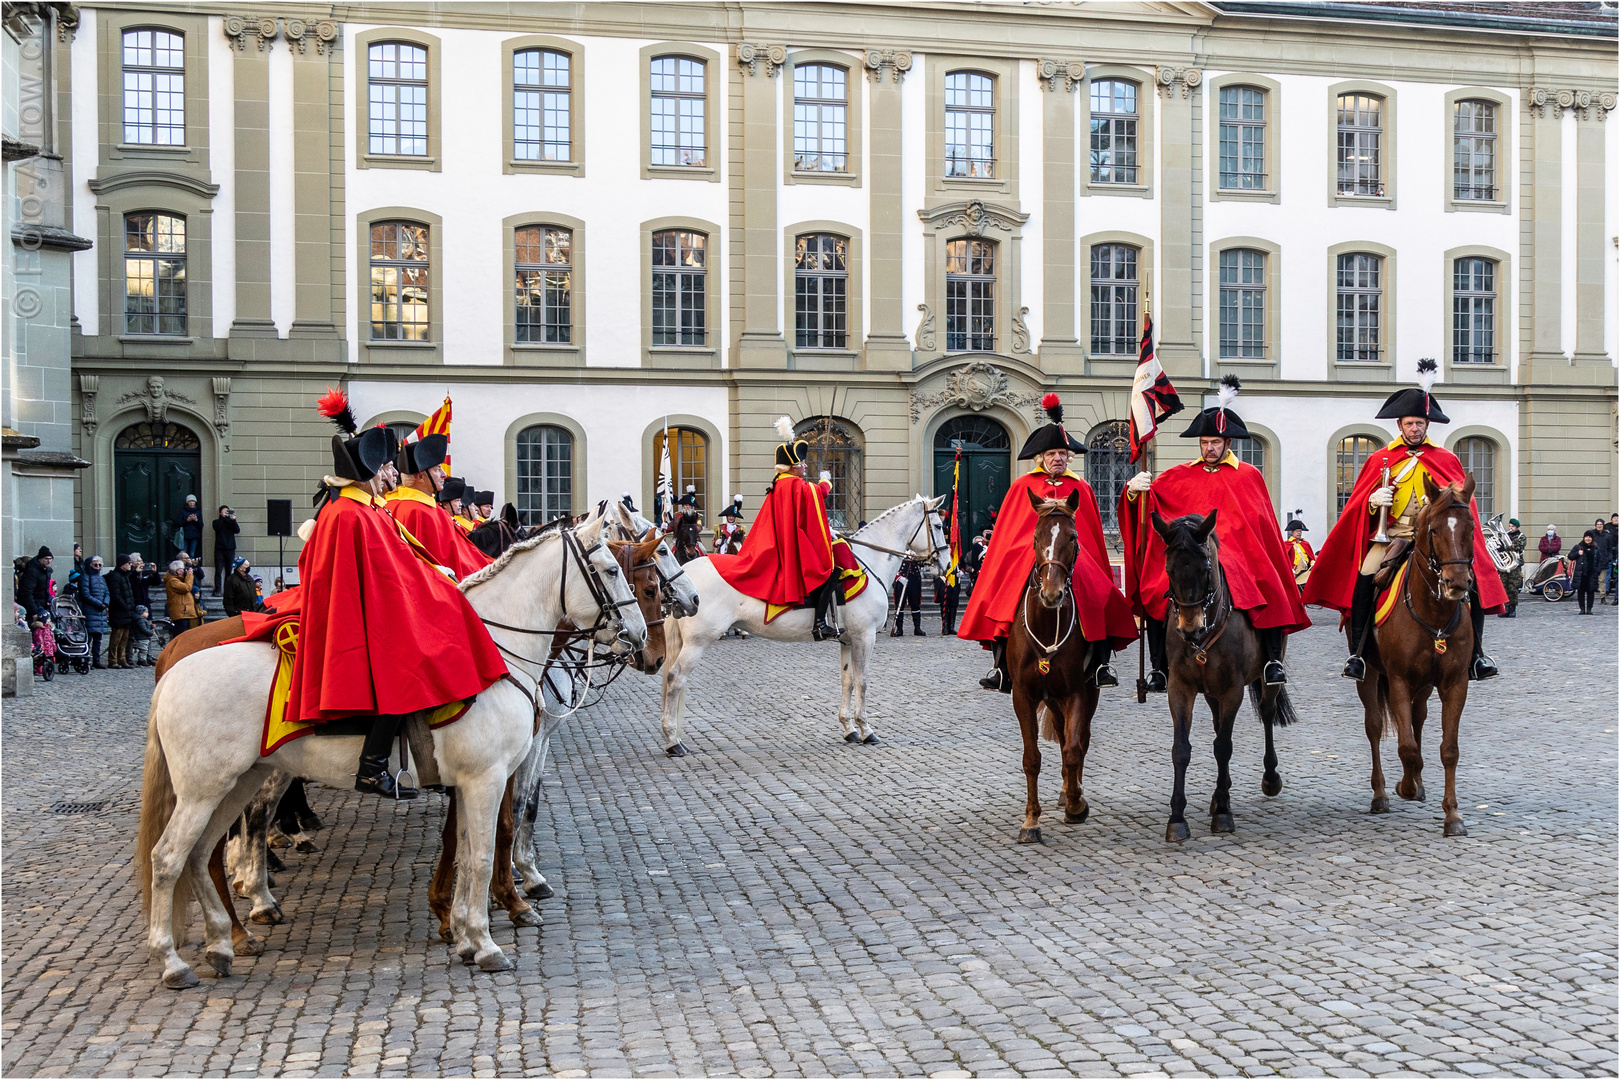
top-left (317, 386), bottom-right (358, 435)
top-left (1041, 392), bottom-right (1068, 440)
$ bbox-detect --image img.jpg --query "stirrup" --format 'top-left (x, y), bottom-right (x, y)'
top-left (813, 620), bottom-right (843, 642)
top-left (1469, 654), bottom-right (1498, 681)
top-left (1262, 660), bottom-right (1288, 686)
top-left (1146, 669), bottom-right (1167, 693)
top-left (978, 666), bottom-right (1006, 691)
top-left (1342, 654), bottom-right (1367, 682)
top-left (1093, 664), bottom-right (1119, 689)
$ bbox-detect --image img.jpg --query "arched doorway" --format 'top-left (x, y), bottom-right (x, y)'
top-left (114, 420), bottom-right (202, 561)
top-left (934, 415), bottom-right (1011, 541)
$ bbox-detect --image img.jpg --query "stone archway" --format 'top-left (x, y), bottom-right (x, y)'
top-left (113, 419), bottom-right (202, 562)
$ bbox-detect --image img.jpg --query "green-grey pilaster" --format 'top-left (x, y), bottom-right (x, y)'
top-left (289, 25), bottom-right (342, 354)
top-left (1037, 60), bottom-right (1084, 373)
top-left (734, 44), bottom-right (787, 368)
top-left (1572, 108), bottom-right (1612, 372)
top-left (862, 48), bottom-right (912, 371)
top-left (1521, 89), bottom-right (1567, 383)
top-left (229, 24), bottom-right (277, 340)
top-left (1155, 66), bottom-right (1202, 379)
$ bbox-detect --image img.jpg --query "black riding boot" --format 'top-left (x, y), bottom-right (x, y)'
top-left (811, 580), bottom-right (842, 642)
top-left (1469, 593), bottom-right (1498, 681)
top-left (912, 610), bottom-right (925, 636)
top-left (1342, 573), bottom-right (1377, 681)
top-left (1258, 626), bottom-right (1287, 686)
top-left (979, 638), bottom-right (1010, 692)
top-left (355, 714), bottom-right (419, 799)
top-left (1087, 643), bottom-right (1119, 688)
top-left (1145, 618), bottom-right (1168, 692)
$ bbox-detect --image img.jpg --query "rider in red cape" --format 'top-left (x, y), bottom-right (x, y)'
top-left (712, 417), bottom-right (843, 640)
top-left (957, 394), bottom-right (1138, 692)
top-left (384, 439), bottom-right (494, 580)
top-left (1120, 376), bottom-right (1309, 692)
top-left (1303, 358), bottom-right (1504, 681)
top-left (292, 389), bottom-right (507, 799)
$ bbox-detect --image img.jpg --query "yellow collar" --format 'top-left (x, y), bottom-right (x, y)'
top-left (384, 485), bottom-right (437, 507)
top-left (338, 485), bottom-right (381, 508)
top-left (1027, 467), bottom-right (1081, 481)
top-left (1386, 435), bottom-right (1436, 452)
top-left (1186, 451), bottom-right (1241, 469)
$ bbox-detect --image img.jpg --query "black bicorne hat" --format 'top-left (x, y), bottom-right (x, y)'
top-left (773, 416), bottom-right (809, 468)
top-left (473, 490), bottom-right (494, 507)
top-left (719, 494), bottom-right (744, 519)
top-left (1016, 393), bottom-right (1087, 460)
top-left (435, 476), bottom-right (467, 504)
top-left (1286, 519), bottom-right (1307, 533)
top-left (676, 485), bottom-right (698, 508)
top-left (1181, 375), bottom-right (1251, 440)
top-left (621, 492), bottom-right (639, 514)
top-left (318, 388), bottom-right (394, 482)
top-left (397, 433), bottom-right (448, 475)
top-left (1375, 358), bottom-right (1450, 424)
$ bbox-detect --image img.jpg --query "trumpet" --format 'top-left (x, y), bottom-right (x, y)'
top-left (1372, 465), bottom-right (1392, 544)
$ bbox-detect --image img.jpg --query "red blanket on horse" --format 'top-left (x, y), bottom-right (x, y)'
top-left (1120, 456), bottom-right (1311, 633)
top-left (956, 470), bottom-right (1138, 651)
top-left (711, 473), bottom-right (834, 606)
top-left (385, 487), bottom-right (493, 580)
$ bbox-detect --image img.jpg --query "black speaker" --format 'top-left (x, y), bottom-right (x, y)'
top-left (267, 499), bottom-right (293, 537)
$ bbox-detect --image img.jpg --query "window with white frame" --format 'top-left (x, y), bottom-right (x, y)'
top-left (369, 221), bottom-right (430, 340)
top-left (793, 64), bottom-right (847, 172)
top-left (1218, 86), bottom-right (1266, 190)
top-left (1453, 257), bottom-right (1497, 365)
top-left (1089, 79), bottom-right (1139, 184)
top-left (1218, 249), bottom-right (1266, 359)
top-left (516, 424), bottom-right (573, 525)
top-left (1454, 436), bottom-right (1495, 517)
top-left (122, 29), bottom-right (185, 145)
top-left (650, 56), bottom-right (706, 167)
top-left (514, 226), bottom-right (572, 344)
top-left (651, 229), bottom-right (706, 346)
top-left (1236, 435), bottom-right (1267, 474)
top-left (1336, 93), bottom-right (1383, 196)
top-left (1089, 243), bottom-right (1139, 354)
top-left (513, 49), bottom-right (571, 162)
top-left (945, 239), bottom-right (995, 352)
top-left (1453, 100), bottom-right (1496, 201)
top-left (944, 72), bottom-right (995, 179)
top-left (368, 42), bottom-right (428, 156)
top-left (794, 234), bottom-right (848, 349)
top-left (124, 212), bottom-right (186, 335)
top-left (1335, 253), bottom-right (1382, 363)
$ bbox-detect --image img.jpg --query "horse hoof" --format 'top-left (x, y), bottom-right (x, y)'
top-left (162, 966), bottom-right (200, 990)
top-left (1261, 773), bottom-right (1282, 797)
top-left (204, 949), bottom-right (233, 977)
top-left (1211, 813), bottom-right (1235, 834)
top-left (1165, 821), bottom-right (1191, 843)
top-left (1065, 806), bottom-right (1089, 825)
top-left (456, 941), bottom-right (477, 962)
top-left (267, 834), bottom-right (290, 849)
top-left (862, 733), bottom-right (881, 745)
top-left (266, 850), bottom-right (285, 872)
top-left (438, 927), bottom-right (455, 944)
top-left (524, 882), bottom-right (554, 900)
top-left (297, 812), bottom-right (323, 832)
top-left (1444, 820), bottom-right (1469, 838)
top-left (665, 742), bottom-right (689, 758)
top-left (1370, 796), bottom-right (1390, 814)
top-left (232, 933), bottom-right (265, 957)
top-left (476, 948), bottom-right (514, 973)
top-left (1415, 784), bottom-right (1427, 803)
top-left (249, 905), bottom-right (284, 926)
top-left (510, 907), bottom-right (541, 927)
top-left (1016, 827), bottom-right (1042, 844)
top-left (294, 839), bottom-right (318, 854)
top-left (844, 732), bottom-right (860, 743)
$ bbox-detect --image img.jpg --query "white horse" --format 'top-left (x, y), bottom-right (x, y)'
top-left (659, 494), bottom-right (950, 755)
top-left (134, 505), bottom-right (646, 988)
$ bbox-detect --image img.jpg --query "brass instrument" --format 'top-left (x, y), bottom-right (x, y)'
top-left (1372, 464), bottom-right (1392, 544)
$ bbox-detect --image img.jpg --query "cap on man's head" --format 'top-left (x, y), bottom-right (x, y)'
top-left (36, 546), bottom-right (51, 559)
top-left (185, 494), bottom-right (197, 502)
top-left (1508, 518), bottom-right (1520, 527)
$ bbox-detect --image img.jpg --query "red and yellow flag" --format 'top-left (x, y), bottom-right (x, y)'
top-left (946, 448), bottom-right (962, 586)
top-left (411, 396), bottom-right (452, 470)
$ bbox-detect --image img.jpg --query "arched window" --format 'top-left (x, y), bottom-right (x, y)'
top-left (515, 424), bottom-right (573, 525)
top-left (385, 421), bottom-right (419, 446)
top-left (653, 426), bottom-right (707, 518)
top-left (945, 72), bottom-right (995, 178)
top-left (794, 234), bottom-right (848, 349)
top-left (1236, 433), bottom-right (1267, 475)
top-left (124, 212), bottom-right (187, 336)
top-left (797, 417), bottom-right (863, 531)
top-left (513, 48), bottom-right (571, 162)
top-left (945, 238), bottom-right (995, 352)
top-left (122, 29), bottom-right (185, 145)
top-left (368, 42), bottom-right (429, 156)
top-left (1454, 436), bottom-right (1496, 518)
top-left (1336, 434), bottom-right (1383, 514)
top-left (1086, 420), bottom-right (1148, 537)
top-left (114, 421), bottom-right (200, 450)
top-left (369, 221), bottom-right (429, 340)
top-left (934, 415), bottom-right (1010, 452)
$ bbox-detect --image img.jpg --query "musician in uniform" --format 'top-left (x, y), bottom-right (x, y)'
top-left (713, 496), bottom-right (746, 554)
top-left (1497, 519), bottom-right (1525, 618)
top-left (1284, 520), bottom-right (1315, 591)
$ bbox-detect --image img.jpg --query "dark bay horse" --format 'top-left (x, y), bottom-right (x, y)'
top-left (1355, 475), bottom-right (1478, 837)
top-left (1153, 511), bottom-right (1299, 842)
top-left (1006, 490), bottom-right (1102, 843)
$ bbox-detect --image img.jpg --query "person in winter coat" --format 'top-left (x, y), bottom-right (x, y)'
top-left (1537, 525), bottom-right (1562, 576)
top-left (78, 556), bottom-right (111, 668)
top-left (222, 556), bottom-right (263, 617)
top-left (172, 495), bottom-right (204, 564)
top-left (129, 605), bottom-right (157, 666)
top-left (106, 554), bottom-right (137, 667)
top-left (1569, 530), bottom-right (1604, 615)
top-left (16, 547), bottom-right (53, 621)
top-left (211, 505), bottom-right (240, 596)
top-left (165, 560), bottom-right (200, 633)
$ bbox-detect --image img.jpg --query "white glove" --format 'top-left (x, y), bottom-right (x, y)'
top-left (1126, 471), bottom-right (1153, 494)
top-left (1368, 485), bottom-right (1395, 508)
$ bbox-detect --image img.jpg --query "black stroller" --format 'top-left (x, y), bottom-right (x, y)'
top-left (51, 595), bottom-right (93, 674)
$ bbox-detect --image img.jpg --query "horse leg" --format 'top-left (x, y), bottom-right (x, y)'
top-left (209, 837), bottom-right (263, 957)
top-left (239, 772), bottom-right (290, 924)
top-left (450, 773), bottom-right (512, 972)
top-left (146, 798), bottom-right (222, 988)
top-left (1360, 673), bottom-right (1390, 813)
top-left (1408, 694), bottom-right (1428, 802)
top-left (1438, 673), bottom-right (1469, 837)
top-left (1060, 686), bottom-right (1097, 824)
top-left (1209, 691), bottom-right (1239, 833)
top-left (850, 630), bottom-right (878, 744)
top-left (661, 618), bottom-right (711, 756)
top-left (1010, 684), bottom-right (1043, 843)
top-left (511, 740), bottom-right (553, 899)
top-left (1260, 687), bottom-right (1282, 798)
top-left (430, 792), bottom-right (458, 943)
top-left (1387, 674), bottom-right (1425, 802)
top-left (490, 777), bottom-right (539, 927)
top-left (838, 639), bottom-right (856, 741)
top-left (1165, 682), bottom-right (1195, 843)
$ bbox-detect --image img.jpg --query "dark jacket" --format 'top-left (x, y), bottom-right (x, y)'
top-left (131, 564), bottom-right (160, 610)
top-left (78, 568), bottom-right (110, 634)
top-left (1538, 533), bottom-right (1562, 559)
top-left (212, 515), bottom-right (240, 552)
top-left (1570, 537), bottom-right (1604, 589)
top-left (173, 504), bottom-right (203, 541)
top-left (130, 612), bottom-right (155, 640)
top-left (1595, 527), bottom-right (1617, 565)
top-left (222, 569), bottom-right (261, 617)
top-left (17, 557), bottom-right (52, 619)
top-left (107, 567), bottom-right (137, 629)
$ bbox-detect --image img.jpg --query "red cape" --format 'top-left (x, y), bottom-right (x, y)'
top-left (955, 470), bottom-right (1138, 651)
top-left (385, 488), bottom-right (493, 579)
top-left (1302, 439), bottom-right (1508, 613)
top-left (289, 487), bottom-right (506, 722)
top-left (712, 473), bottom-right (835, 605)
top-left (1121, 457), bottom-right (1311, 633)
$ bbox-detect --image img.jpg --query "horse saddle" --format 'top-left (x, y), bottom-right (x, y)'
top-left (292, 712), bottom-right (442, 787)
top-left (1372, 539), bottom-right (1413, 589)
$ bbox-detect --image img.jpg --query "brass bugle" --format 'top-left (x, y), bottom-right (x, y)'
top-left (1372, 464), bottom-right (1392, 544)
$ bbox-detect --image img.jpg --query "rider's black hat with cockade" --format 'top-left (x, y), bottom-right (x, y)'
top-left (719, 494), bottom-right (744, 519)
top-left (317, 388), bottom-right (393, 482)
top-left (676, 485), bottom-right (698, 508)
top-left (1375, 357), bottom-right (1450, 424)
top-left (621, 492), bottom-right (639, 513)
top-left (1016, 393), bottom-right (1087, 460)
top-left (435, 476), bottom-right (467, 504)
top-left (473, 490), bottom-right (494, 508)
top-left (774, 416), bottom-right (810, 469)
top-left (1180, 375), bottom-right (1251, 440)
top-left (396, 432), bottom-right (448, 475)
top-left (1286, 519), bottom-right (1307, 532)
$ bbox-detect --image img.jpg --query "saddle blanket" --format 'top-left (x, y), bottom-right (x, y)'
top-left (1374, 560), bottom-right (1411, 630)
top-left (762, 569), bottom-right (868, 625)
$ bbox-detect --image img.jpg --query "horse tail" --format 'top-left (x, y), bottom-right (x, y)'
top-left (1037, 703), bottom-right (1060, 744)
top-left (1375, 675), bottom-right (1391, 741)
top-left (1247, 680), bottom-right (1300, 728)
top-left (134, 689), bottom-right (192, 931)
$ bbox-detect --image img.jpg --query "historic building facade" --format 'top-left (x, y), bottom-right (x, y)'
top-left (42, 0), bottom-right (1619, 571)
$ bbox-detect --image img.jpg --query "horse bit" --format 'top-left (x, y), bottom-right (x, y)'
top-left (1405, 509), bottom-right (1474, 655)
top-left (1165, 556), bottom-right (1228, 666)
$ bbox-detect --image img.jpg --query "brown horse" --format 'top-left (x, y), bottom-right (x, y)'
top-left (1356, 475), bottom-right (1477, 837)
top-left (1006, 490), bottom-right (1102, 843)
top-left (1153, 511), bottom-right (1299, 842)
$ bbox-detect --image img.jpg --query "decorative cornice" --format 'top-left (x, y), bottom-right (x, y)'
top-left (736, 42), bottom-right (785, 77)
top-left (908, 361), bottom-right (1043, 423)
top-left (88, 170), bottom-right (221, 200)
top-left (282, 17), bottom-right (339, 56)
top-left (211, 377), bottom-right (232, 437)
top-left (1528, 86), bottom-right (1616, 121)
top-left (863, 49), bottom-right (912, 84)
top-left (223, 14), bottom-right (279, 52)
top-left (1037, 58), bottom-right (1086, 93)
top-left (917, 199), bottom-right (1031, 238)
top-left (1155, 65), bottom-right (1202, 98)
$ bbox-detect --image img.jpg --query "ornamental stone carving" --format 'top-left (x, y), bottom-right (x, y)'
top-left (736, 42), bottom-right (786, 77)
top-left (211, 377), bottom-right (232, 437)
top-left (1011, 307), bottom-right (1032, 354)
top-left (908, 362), bottom-right (1044, 422)
top-left (1037, 58), bottom-right (1086, 93)
top-left (914, 304), bottom-right (936, 351)
top-left (223, 14), bottom-right (279, 51)
top-left (115, 375), bottom-right (195, 424)
top-left (78, 374), bottom-right (98, 437)
top-left (1529, 86), bottom-right (1616, 120)
top-left (917, 199), bottom-right (1030, 237)
top-left (863, 49), bottom-right (912, 84)
top-left (1155, 65), bottom-right (1202, 98)
top-left (283, 17), bottom-right (339, 55)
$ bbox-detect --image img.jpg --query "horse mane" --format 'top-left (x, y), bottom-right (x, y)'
top-left (852, 495), bottom-right (926, 536)
top-left (460, 527), bottom-right (562, 592)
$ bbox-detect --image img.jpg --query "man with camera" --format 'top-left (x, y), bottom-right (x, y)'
top-left (212, 505), bottom-right (240, 596)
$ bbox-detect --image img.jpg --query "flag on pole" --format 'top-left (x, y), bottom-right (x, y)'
top-left (946, 447), bottom-right (963, 586)
top-left (1127, 311), bottom-right (1182, 464)
top-left (410, 395), bottom-right (453, 470)
top-left (655, 419), bottom-right (674, 526)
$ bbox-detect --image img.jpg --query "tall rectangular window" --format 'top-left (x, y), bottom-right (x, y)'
top-left (793, 64), bottom-right (847, 172)
top-left (514, 226), bottom-right (572, 344)
top-left (1089, 79), bottom-right (1138, 184)
top-left (651, 230), bottom-right (706, 346)
top-left (516, 425), bottom-right (573, 525)
top-left (1336, 435), bottom-right (1381, 513)
top-left (945, 239), bottom-right (995, 352)
top-left (1453, 100), bottom-right (1496, 201)
top-left (368, 43), bottom-right (428, 156)
top-left (124, 212), bottom-right (186, 335)
top-left (1218, 86), bottom-right (1266, 190)
top-left (1454, 437), bottom-right (1496, 517)
top-left (122, 29), bottom-right (185, 145)
top-left (1335, 253), bottom-right (1382, 363)
top-left (650, 57), bottom-right (706, 167)
top-left (514, 49), bottom-right (570, 162)
top-left (794, 234), bottom-right (848, 349)
top-left (1089, 243), bottom-right (1138, 354)
top-left (1453, 257), bottom-right (1496, 365)
top-left (369, 222), bottom-right (430, 340)
top-left (944, 72), bottom-right (995, 179)
top-left (1218, 249), bottom-right (1266, 359)
top-left (1336, 93), bottom-right (1383, 196)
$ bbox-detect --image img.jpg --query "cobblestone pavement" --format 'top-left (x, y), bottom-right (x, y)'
top-left (3, 600), bottom-right (1616, 1078)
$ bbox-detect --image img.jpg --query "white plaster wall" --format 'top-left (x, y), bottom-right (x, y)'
top-left (1017, 59), bottom-right (1042, 347)
top-left (69, 12), bottom-right (97, 334)
top-left (900, 52), bottom-right (925, 344)
top-left (345, 380), bottom-right (729, 507)
top-left (207, 16), bottom-right (236, 333)
top-left (267, 42), bottom-right (293, 336)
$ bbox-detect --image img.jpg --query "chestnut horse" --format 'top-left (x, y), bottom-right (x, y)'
top-left (1153, 511), bottom-right (1299, 842)
top-left (1006, 490), bottom-right (1102, 843)
top-left (1355, 475), bottom-right (1478, 837)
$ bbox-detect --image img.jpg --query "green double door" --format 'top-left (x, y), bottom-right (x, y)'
top-left (115, 447), bottom-right (201, 562)
top-left (933, 416), bottom-right (1013, 544)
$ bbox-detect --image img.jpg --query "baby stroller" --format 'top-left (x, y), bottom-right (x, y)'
top-left (1527, 557), bottom-right (1573, 603)
top-left (51, 595), bottom-right (93, 674)
top-left (30, 617), bottom-right (57, 681)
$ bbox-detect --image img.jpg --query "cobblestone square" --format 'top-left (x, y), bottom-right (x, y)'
top-left (3, 602), bottom-right (1615, 1077)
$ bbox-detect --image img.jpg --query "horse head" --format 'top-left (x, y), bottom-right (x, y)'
top-left (1152, 510), bottom-right (1220, 637)
top-left (625, 508), bottom-right (701, 618)
top-left (1025, 488), bottom-right (1081, 609)
top-left (608, 528), bottom-right (669, 674)
top-left (572, 509), bottom-right (649, 654)
top-left (1419, 474), bottom-right (1476, 602)
top-left (913, 494), bottom-right (952, 575)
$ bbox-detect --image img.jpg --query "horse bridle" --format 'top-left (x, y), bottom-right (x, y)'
top-left (844, 503), bottom-right (950, 571)
top-left (1021, 513), bottom-right (1077, 672)
top-left (1165, 546), bottom-right (1230, 665)
top-left (1404, 501), bottom-right (1471, 653)
top-left (480, 525), bottom-right (640, 666)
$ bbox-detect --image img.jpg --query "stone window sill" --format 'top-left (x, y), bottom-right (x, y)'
top-left (118, 334), bottom-right (195, 344)
top-left (788, 169), bottom-right (860, 187)
top-left (363, 153), bottom-right (437, 170)
top-left (1447, 199), bottom-right (1509, 215)
top-left (366, 339), bottom-right (436, 348)
top-left (645, 164), bottom-right (715, 180)
top-left (115, 143), bottom-right (190, 155)
top-left (1084, 180), bottom-right (1153, 200)
top-left (1212, 187), bottom-right (1277, 203)
top-left (507, 159), bottom-right (583, 177)
top-left (1332, 192), bottom-right (1394, 210)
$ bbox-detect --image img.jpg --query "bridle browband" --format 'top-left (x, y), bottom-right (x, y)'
top-left (1164, 527), bottom-right (1230, 666)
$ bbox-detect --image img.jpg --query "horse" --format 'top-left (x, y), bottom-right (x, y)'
top-left (1005, 490), bottom-right (1105, 843)
top-left (1355, 475), bottom-right (1478, 837)
top-left (672, 511), bottom-right (706, 564)
top-left (133, 504), bottom-right (647, 988)
top-left (1152, 510), bottom-right (1299, 842)
top-left (659, 495), bottom-right (950, 755)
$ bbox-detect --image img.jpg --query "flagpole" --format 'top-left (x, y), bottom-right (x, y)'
top-left (1136, 275), bottom-right (1153, 705)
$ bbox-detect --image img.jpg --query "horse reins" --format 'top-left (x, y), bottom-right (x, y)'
top-left (1404, 499), bottom-right (1471, 655)
top-left (1021, 514), bottom-right (1077, 674)
top-left (1166, 546), bottom-right (1230, 666)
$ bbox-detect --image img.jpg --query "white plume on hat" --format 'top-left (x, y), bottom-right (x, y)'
top-left (685, 485), bottom-right (695, 493)
top-left (732, 493), bottom-right (743, 503)
top-left (1417, 356), bottom-right (1439, 394)
top-left (774, 416), bottom-right (795, 441)
top-left (1217, 373), bottom-right (1241, 411)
